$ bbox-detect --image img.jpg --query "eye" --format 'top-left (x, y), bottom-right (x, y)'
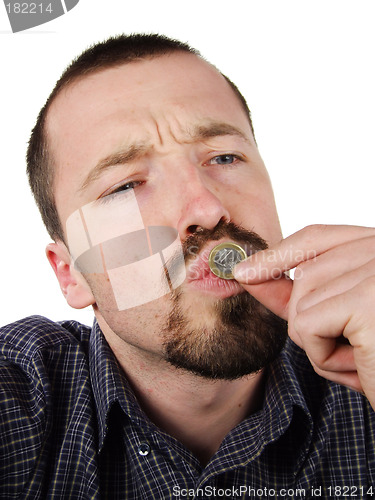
top-left (207, 154), bottom-right (242, 166)
top-left (99, 180), bottom-right (143, 201)
top-left (110, 181), bottom-right (141, 194)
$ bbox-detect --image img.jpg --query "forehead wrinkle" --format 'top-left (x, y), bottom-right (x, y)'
top-left (78, 120), bottom-right (252, 192)
top-left (154, 118), bottom-right (252, 147)
top-left (150, 113), bottom-right (185, 147)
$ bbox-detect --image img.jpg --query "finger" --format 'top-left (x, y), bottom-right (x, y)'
top-left (293, 236), bottom-right (375, 290)
top-left (297, 257), bottom-right (375, 313)
top-left (295, 277), bottom-right (374, 346)
top-left (293, 284), bottom-right (369, 371)
top-left (294, 288), bottom-right (350, 345)
top-left (238, 274), bottom-right (293, 320)
top-left (234, 225), bottom-right (375, 284)
top-left (304, 338), bottom-right (356, 373)
top-left (309, 360), bottom-right (363, 393)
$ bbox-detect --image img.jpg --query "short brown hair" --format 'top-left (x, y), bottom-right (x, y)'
top-left (27, 33), bottom-right (255, 242)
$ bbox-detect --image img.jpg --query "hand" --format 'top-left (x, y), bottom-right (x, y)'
top-left (234, 225), bottom-right (375, 409)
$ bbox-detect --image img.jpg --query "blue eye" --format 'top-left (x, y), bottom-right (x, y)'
top-left (208, 154), bottom-right (241, 165)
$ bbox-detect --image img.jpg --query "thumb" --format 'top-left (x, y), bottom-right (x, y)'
top-left (235, 274), bottom-right (292, 320)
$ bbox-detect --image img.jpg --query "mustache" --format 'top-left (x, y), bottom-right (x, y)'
top-left (182, 219), bottom-right (268, 260)
top-left (163, 220), bottom-right (268, 289)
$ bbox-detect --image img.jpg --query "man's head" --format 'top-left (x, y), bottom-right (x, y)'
top-left (27, 34), bottom-right (254, 244)
top-left (28, 33), bottom-right (287, 379)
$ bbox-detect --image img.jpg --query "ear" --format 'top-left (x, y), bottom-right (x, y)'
top-left (46, 241), bottom-right (95, 309)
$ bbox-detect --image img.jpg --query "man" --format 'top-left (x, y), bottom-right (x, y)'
top-left (1, 33), bottom-right (375, 498)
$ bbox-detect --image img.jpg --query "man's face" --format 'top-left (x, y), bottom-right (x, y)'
top-left (47, 52), bottom-right (286, 378)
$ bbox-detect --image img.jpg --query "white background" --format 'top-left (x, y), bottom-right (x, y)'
top-left (0, 0), bottom-right (374, 326)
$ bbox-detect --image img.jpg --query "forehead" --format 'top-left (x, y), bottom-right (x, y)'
top-left (48, 52), bottom-right (250, 148)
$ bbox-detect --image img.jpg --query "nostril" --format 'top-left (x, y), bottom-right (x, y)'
top-left (187, 225), bottom-right (204, 235)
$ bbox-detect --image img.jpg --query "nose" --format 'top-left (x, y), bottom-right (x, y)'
top-left (175, 170), bottom-right (230, 239)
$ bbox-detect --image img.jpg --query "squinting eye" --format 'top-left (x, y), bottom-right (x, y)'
top-left (110, 181), bottom-right (140, 194)
top-left (100, 181), bottom-right (142, 201)
top-left (208, 154), bottom-right (240, 165)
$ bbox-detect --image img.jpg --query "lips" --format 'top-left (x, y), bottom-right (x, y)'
top-left (185, 240), bottom-right (246, 298)
top-left (185, 241), bottom-right (223, 280)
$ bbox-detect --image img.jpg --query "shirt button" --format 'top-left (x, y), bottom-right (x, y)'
top-left (138, 442), bottom-right (151, 456)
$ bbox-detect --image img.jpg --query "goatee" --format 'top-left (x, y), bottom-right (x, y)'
top-left (162, 220), bottom-right (288, 380)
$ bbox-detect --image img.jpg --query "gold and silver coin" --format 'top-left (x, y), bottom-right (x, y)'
top-left (208, 242), bottom-right (247, 280)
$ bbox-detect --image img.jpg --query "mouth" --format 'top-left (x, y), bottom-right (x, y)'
top-left (185, 240), bottom-right (249, 298)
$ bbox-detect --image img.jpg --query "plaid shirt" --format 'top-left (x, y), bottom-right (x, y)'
top-left (0, 315), bottom-right (374, 499)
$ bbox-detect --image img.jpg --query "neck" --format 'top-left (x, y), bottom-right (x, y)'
top-left (99, 317), bottom-right (265, 466)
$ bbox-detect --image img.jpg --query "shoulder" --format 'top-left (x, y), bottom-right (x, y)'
top-left (0, 315), bottom-right (93, 403)
top-left (0, 315), bottom-right (93, 414)
top-left (0, 313), bottom-right (93, 392)
top-left (0, 315), bottom-right (91, 354)
top-left (0, 314), bottom-right (92, 371)
top-left (0, 316), bottom-right (95, 493)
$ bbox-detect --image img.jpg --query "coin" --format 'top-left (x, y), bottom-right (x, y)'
top-left (208, 242), bottom-right (247, 280)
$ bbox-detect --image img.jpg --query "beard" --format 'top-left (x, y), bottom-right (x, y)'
top-left (162, 220), bottom-right (288, 380)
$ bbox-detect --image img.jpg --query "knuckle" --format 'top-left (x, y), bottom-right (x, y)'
top-left (349, 328), bottom-right (367, 350)
top-left (295, 225), bottom-right (323, 262)
top-left (293, 311), bottom-right (313, 337)
top-left (301, 224), bottom-right (328, 241)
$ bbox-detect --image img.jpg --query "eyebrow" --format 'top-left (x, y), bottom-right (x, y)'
top-left (80, 143), bottom-right (150, 192)
top-left (192, 122), bottom-right (249, 143)
top-left (79, 121), bottom-right (250, 192)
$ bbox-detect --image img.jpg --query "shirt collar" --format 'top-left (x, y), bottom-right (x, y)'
top-left (255, 339), bottom-right (335, 473)
top-left (89, 320), bottom-right (331, 457)
top-left (89, 319), bottom-right (155, 451)
top-left (261, 339), bottom-right (315, 444)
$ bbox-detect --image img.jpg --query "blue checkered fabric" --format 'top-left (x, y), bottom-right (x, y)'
top-left (0, 315), bottom-right (374, 499)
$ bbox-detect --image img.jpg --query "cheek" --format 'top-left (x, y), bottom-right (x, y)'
top-left (84, 273), bottom-right (118, 311)
top-left (223, 182), bottom-right (282, 243)
top-left (134, 190), bottom-right (180, 228)
top-left (87, 280), bottom-right (174, 354)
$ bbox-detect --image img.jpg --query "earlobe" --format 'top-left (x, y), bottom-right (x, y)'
top-left (46, 242), bottom-right (95, 309)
